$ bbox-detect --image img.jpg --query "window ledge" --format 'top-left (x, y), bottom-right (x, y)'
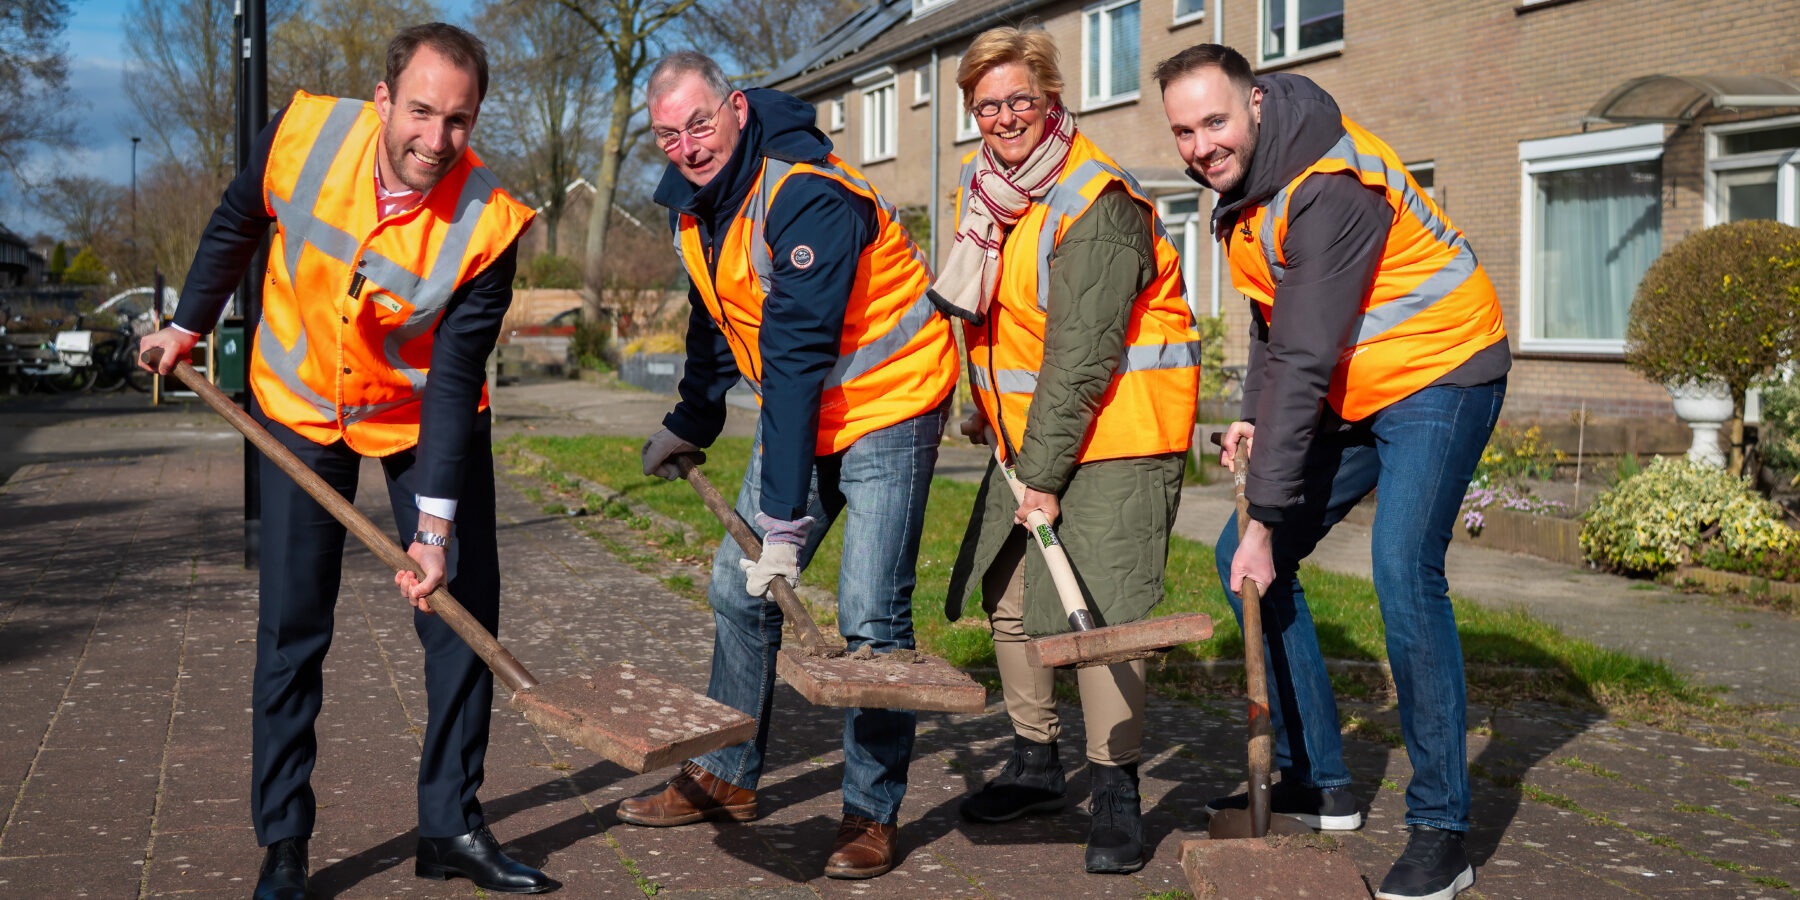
top-left (1515, 0), bottom-right (1587, 14)
top-left (1169, 11), bottom-right (1205, 30)
top-left (1080, 92), bottom-right (1140, 114)
top-left (954, 132), bottom-right (980, 145)
top-left (1256, 42), bottom-right (1343, 73)
top-left (1514, 345), bottom-right (1626, 361)
top-left (862, 153), bottom-right (897, 165)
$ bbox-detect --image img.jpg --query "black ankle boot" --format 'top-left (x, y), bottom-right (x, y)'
top-left (1085, 763), bottom-right (1144, 874)
top-left (254, 836), bottom-right (310, 900)
top-left (960, 734), bottom-right (1067, 823)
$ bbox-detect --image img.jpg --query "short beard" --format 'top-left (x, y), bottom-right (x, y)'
top-left (383, 127), bottom-right (440, 194)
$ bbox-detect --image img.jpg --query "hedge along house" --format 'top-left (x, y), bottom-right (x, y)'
top-left (765, 0), bottom-right (1800, 428)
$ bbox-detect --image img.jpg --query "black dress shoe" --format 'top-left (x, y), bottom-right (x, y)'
top-left (253, 836), bottom-right (310, 900)
top-left (416, 824), bottom-right (557, 894)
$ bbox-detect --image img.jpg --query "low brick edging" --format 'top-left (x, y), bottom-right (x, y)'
top-left (1342, 500), bottom-right (1586, 566)
top-left (1672, 564), bottom-right (1800, 602)
top-left (509, 447), bottom-right (699, 545)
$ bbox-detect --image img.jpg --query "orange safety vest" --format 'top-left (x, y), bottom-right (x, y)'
top-left (254, 91), bottom-right (533, 454)
top-left (961, 132), bottom-right (1201, 463)
top-left (1223, 116), bottom-right (1506, 421)
top-left (675, 154), bottom-right (958, 455)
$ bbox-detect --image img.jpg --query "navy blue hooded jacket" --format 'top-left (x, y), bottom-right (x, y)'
top-left (654, 88), bottom-right (882, 522)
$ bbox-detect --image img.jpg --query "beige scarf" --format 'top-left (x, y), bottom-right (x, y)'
top-left (929, 105), bottom-right (1077, 324)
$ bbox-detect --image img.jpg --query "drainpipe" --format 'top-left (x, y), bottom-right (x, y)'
top-left (929, 44), bottom-right (941, 272)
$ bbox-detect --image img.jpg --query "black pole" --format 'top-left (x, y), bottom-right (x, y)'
top-left (130, 137), bottom-right (140, 242)
top-left (237, 0), bottom-right (269, 570)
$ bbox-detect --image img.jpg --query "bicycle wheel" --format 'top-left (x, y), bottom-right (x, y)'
top-left (123, 337), bottom-right (154, 392)
top-left (91, 339), bottom-right (128, 392)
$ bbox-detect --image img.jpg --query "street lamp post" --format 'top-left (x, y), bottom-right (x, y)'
top-left (130, 136), bottom-right (141, 241)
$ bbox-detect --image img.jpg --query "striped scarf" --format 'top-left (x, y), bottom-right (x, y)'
top-left (928, 105), bottom-right (1077, 324)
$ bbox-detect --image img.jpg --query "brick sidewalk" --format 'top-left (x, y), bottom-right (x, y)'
top-left (1, 405), bottom-right (1797, 897)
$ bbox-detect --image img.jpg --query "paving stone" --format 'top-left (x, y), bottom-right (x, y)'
top-left (0, 853), bottom-right (149, 898)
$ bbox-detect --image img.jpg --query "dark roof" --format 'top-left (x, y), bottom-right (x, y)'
top-left (766, 0), bottom-right (1053, 97)
top-left (0, 223), bottom-right (29, 249)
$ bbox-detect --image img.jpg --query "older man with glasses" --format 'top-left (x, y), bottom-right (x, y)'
top-left (620, 50), bottom-right (958, 880)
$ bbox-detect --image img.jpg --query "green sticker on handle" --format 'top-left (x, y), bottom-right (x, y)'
top-left (1035, 524), bottom-right (1058, 548)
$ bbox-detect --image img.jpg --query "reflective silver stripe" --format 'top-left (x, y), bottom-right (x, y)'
top-left (970, 365), bottom-right (1039, 394)
top-left (270, 98), bottom-right (366, 283)
top-left (971, 339), bottom-right (1201, 396)
top-left (744, 158), bottom-right (793, 294)
top-left (255, 318), bottom-right (337, 419)
top-left (826, 290), bottom-right (934, 387)
top-left (1351, 241), bottom-right (1479, 345)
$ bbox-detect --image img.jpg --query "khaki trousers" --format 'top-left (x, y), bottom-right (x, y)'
top-left (982, 529), bottom-right (1145, 766)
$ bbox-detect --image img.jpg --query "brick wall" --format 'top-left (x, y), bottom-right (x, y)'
top-left (788, 0), bottom-right (1800, 421)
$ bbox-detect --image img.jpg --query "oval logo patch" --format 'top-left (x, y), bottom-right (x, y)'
top-left (790, 245), bottom-right (815, 269)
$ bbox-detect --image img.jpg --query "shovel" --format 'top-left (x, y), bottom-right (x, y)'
top-left (987, 437), bottom-right (1212, 668)
top-left (1179, 436), bottom-right (1368, 899)
top-left (677, 456), bottom-right (987, 714)
top-left (147, 349), bottom-right (757, 772)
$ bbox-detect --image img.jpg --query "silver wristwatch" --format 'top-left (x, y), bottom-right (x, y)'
top-left (412, 530), bottom-right (450, 548)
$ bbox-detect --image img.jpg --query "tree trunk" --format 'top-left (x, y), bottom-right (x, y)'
top-left (1730, 394), bottom-right (1747, 478)
top-left (582, 79), bottom-right (633, 324)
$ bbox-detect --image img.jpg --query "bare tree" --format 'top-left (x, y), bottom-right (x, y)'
top-left (0, 0), bottom-right (74, 184)
top-left (271, 0), bottom-right (442, 102)
top-left (473, 0), bottom-right (602, 257)
top-left (121, 0), bottom-right (238, 176)
top-left (550, 0), bottom-right (698, 324)
top-left (123, 160), bottom-right (231, 289)
top-left (687, 0), bottom-right (856, 78)
top-left (31, 174), bottom-right (124, 251)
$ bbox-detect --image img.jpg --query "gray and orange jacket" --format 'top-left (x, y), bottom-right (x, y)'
top-left (1197, 73), bottom-right (1509, 520)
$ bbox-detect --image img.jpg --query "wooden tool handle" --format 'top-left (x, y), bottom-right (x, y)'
top-left (988, 441), bottom-right (1094, 632)
top-left (144, 347), bottom-right (539, 693)
top-left (1229, 439), bottom-right (1274, 838)
top-left (676, 455), bottom-right (828, 654)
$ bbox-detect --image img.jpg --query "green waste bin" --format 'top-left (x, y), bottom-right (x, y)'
top-left (214, 317), bottom-right (247, 394)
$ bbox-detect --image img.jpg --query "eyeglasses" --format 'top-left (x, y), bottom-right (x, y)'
top-left (971, 95), bottom-right (1041, 118)
top-left (655, 97), bottom-right (731, 150)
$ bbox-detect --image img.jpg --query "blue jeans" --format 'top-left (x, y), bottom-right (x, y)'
top-left (693, 402), bottom-right (946, 824)
top-left (1213, 379), bottom-right (1504, 832)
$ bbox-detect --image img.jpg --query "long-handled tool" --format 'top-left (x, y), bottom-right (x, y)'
top-left (149, 350), bottom-right (757, 772)
top-left (987, 439), bottom-right (1213, 669)
top-left (677, 456), bottom-right (987, 714)
top-left (1180, 436), bottom-right (1367, 899)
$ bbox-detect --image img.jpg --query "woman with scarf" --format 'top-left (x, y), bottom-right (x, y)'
top-left (936, 25), bottom-right (1202, 875)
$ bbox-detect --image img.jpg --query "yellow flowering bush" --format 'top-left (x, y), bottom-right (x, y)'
top-left (1477, 424), bottom-right (1564, 482)
top-left (1580, 456), bottom-right (1799, 574)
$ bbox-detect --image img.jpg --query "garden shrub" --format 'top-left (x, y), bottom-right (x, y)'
top-left (622, 332), bottom-right (685, 355)
top-left (1580, 456), bottom-right (1798, 574)
top-left (1459, 477), bottom-right (1566, 536)
top-left (1475, 423), bottom-right (1563, 482)
top-left (1757, 378), bottom-right (1800, 478)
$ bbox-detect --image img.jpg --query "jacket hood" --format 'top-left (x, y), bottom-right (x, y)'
top-left (1196, 73), bottom-right (1345, 234)
top-left (654, 88), bottom-right (833, 221)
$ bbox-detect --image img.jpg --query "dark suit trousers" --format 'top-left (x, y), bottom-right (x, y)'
top-left (251, 414), bottom-right (498, 845)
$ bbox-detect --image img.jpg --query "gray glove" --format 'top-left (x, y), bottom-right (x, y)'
top-left (737, 513), bottom-right (814, 597)
top-left (641, 427), bottom-right (701, 480)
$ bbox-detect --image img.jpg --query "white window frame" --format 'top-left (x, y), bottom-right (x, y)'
top-left (828, 97), bottom-right (845, 132)
top-left (1406, 160), bottom-right (1436, 204)
top-left (912, 0), bottom-right (954, 17)
top-left (913, 64), bottom-right (931, 107)
top-left (1703, 114), bottom-right (1800, 228)
top-left (859, 73), bottom-right (898, 164)
top-left (1081, 0), bottom-right (1141, 112)
top-left (1258, 0), bottom-right (1344, 68)
top-left (1517, 123), bottom-right (1665, 355)
top-left (1172, 0), bottom-right (1204, 26)
top-left (956, 105), bottom-right (980, 143)
top-left (1158, 193), bottom-right (1205, 318)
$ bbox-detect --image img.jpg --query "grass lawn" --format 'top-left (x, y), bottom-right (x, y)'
top-left (502, 434), bottom-right (1708, 711)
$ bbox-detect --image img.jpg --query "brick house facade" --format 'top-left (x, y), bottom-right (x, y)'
top-left (767, 0), bottom-right (1800, 424)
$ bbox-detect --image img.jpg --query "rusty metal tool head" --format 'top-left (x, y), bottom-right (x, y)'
top-left (148, 348), bottom-right (756, 772)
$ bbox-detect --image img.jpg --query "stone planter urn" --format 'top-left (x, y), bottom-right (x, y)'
top-left (1666, 379), bottom-right (1733, 467)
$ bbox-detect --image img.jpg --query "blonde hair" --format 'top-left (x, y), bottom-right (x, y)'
top-left (956, 24), bottom-right (1063, 110)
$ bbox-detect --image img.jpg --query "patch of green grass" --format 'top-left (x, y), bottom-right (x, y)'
top-left (500, 435), bottom-right (1709, 707)
top-left (1139, 890), bottom-right (1193, 900)
top-left (1557, 756), bottom-right (1621, 780)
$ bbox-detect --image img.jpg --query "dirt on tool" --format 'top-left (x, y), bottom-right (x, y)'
top-left (808, 645), bottom-right (932, 665)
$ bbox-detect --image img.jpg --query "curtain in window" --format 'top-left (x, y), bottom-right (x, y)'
top-left (1532, 159), bottom-right (1661, 342)
top-left (1110, 3), bottom-right (1140, 96)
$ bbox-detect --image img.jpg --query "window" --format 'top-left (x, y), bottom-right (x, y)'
top-left (1159, 194), bottom-right (1206, 315)
top-left (862, 79), bottom-right (897, 162)
top-left (956, 105), bottom-right (980, 143)
top-left (1706, 116), bottom-right (1800, 227)
top-left (1407, 161), bottom-right (1436, 203)
top-left (1262, 0), bottom-right (1343, 64)
top-left (1518, 124), bottom-right (1664, 354)
top-left (828, 97), bottom-right (845, 132)
top-left (1173, 0), bottom-right (1204, 24)
top-left (913, 65), bottom-right (931, 106)
top-left (912, 0), bottom-right (954, 15)
top-left (1082, 0), bottom-right (1140, 109)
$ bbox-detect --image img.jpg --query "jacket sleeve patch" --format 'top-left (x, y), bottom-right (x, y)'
top-left (789, 244), bottom-right (815, 269)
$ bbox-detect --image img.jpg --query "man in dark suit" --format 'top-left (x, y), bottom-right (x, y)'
top-left (138, 22), bottom-right (553, 899)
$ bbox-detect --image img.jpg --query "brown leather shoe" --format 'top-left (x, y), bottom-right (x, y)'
top-left (616, 761), bottom-right (757, 827)
top-left (823, 814), bottom-right (897, 879)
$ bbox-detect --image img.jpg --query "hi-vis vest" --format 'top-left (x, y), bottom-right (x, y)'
top-left (254, 91), bottom-right (533, 454)
top-left (1223, 116), bottom-right (1506, 421)
top-left (961, 132), bottom-right (1201, 463)
top-left (675, 154), bottom-right (958, 455)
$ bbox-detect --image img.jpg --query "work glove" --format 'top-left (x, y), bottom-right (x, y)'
top-left (641, 427), bottom-right (701, 480)
top-left (738, 513), bottom-right (814, 597)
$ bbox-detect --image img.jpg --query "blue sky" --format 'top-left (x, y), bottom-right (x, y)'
top-left (2, 0), bottom-right (474, 238)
